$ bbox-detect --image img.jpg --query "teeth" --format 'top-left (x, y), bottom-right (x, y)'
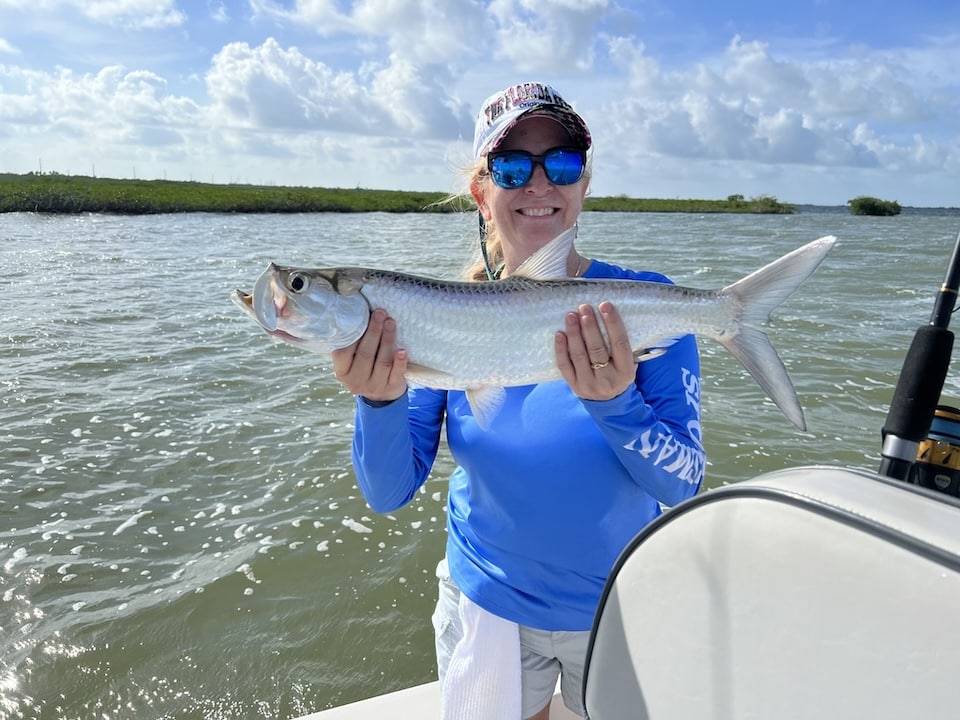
top-left (521, 208), bottom-right (555, 216)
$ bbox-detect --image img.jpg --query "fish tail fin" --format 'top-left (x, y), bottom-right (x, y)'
top-left (718, 327), bottom-right (807, 430)
top-left (718, 235), bottom-right (837, 430)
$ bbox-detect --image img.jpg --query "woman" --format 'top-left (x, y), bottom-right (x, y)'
top-left (331, 82), bottom-right (704, 720)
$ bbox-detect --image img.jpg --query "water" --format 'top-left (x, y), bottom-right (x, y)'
top-left (1, 210), bottom-right (958, 719)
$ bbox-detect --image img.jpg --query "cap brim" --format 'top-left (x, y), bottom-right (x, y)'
top-left (481, 106), bottom-right (592, 157)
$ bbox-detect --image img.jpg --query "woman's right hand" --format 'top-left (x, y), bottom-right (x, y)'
top-left (331, 309), bottom-right (408, 402)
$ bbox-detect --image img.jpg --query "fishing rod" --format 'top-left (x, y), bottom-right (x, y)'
top-left (878, 226), bottom-right (960, 481)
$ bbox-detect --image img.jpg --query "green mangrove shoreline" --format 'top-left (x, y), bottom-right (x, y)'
top-left (0, 173), bottom-right (796, 215)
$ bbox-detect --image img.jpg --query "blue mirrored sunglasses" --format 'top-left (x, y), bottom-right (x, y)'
top-left (486, 147), bottom-right (586, 190)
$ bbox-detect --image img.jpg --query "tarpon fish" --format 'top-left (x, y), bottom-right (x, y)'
top-left (233, 228), bottom-right (836, 430)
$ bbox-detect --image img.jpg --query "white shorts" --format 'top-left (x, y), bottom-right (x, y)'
top-left (431, 558), bottom-right (588, 719)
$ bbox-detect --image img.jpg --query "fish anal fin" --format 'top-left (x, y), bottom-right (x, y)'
top-left (402, 361), bottom-right (506, 430)
top-left (466, 386), bottom-right (507, 430)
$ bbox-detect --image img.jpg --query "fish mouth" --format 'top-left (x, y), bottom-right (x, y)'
top-left (232, 289), bottom-right (302, 344)
top-left (266, 327), bottom-right (302, 343)
top-left (232, 288), bottom-right (276, 329)
top-left (233, 289), bottom-right (254, 310)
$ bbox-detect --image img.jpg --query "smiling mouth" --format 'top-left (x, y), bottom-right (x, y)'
top-left (519, 207), bottom-right (557, 217)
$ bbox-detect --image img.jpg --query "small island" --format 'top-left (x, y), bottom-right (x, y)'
top-left (847, 196), bottom-right (902, 216)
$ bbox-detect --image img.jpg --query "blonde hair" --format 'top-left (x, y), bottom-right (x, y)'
top-left (433, 159), bottom-right (499, 281)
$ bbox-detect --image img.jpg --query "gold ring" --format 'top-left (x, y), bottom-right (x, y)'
top-left (592, 361), bottom-right (609, 370)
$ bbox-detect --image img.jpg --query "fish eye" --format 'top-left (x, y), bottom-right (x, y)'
top-left (289, 273), bottom-right (308, 293)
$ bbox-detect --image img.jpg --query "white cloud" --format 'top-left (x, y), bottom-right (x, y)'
top-left (0, 37), bottom-right (18, 53)
top-left (0, 0), bottom-right (187, 28)
top-left (0, 64), bottom-right (199, 150)
top-left (204, 38), bottom-right (470, 141)
top-left (592, 31), bottom-right (959, 183)
top-left (755, 108), bottom-right (819, 163)
top-left (208, 0), bottom-right (227, 23)
top-left (487, 0), bottom-right (606, 73)
top-left (204, 39), bottom-right (390, 132)
top-left (367, 56), bottom-right (471, 138)
top-left (81, 0), bottom-right (186, 28)
top-left (249, 0), bottom-right (354, 34)
top-left (353, 0), bottom-right (487, 63)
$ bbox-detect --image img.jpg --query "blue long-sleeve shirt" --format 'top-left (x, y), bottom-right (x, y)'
top-left (351, 260), bottom-right (704, 631)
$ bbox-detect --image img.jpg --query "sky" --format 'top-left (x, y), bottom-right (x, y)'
top-left (0, 0), bottom-right (958, 207)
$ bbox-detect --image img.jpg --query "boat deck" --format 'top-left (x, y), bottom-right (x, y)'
top-left (299, 680), bottom-right (580, 719)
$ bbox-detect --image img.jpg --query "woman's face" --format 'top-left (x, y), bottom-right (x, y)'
top-left (476, 116), bottom-right (588, 270)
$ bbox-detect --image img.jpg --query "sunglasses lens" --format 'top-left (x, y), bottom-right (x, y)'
top-left (543, 149), bottom-right (585, 185)
top-left (488, 148), bottom-right (585, 189)
top-left (489, 153), bottom-right (533, 189)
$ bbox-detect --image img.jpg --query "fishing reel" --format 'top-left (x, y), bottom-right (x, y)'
top-left (911, 404), bottom-right (960, 497)
top-left (879, 227), bottom-right (959, 495)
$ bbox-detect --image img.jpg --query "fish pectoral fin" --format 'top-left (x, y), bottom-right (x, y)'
top-left (466, 386), bottom-right (507, 431)
top-left (633, 337), bottom-right (681, 363)
top-left (404, 363), bottom-right (457, 388)
top-left (511, 226), bottom-right (577, 280)
top-left (634, 347), bottom-right (667, 363)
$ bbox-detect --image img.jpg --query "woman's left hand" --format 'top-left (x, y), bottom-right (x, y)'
top-left (555, 301), bottom-right (636, 401)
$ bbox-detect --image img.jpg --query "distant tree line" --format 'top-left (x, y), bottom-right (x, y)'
top-left (0, 173), bottom-right (797, 215)
top-left (0, 173), bottom-right (451, 214)
top-left (584, 193), bottom-right (793, 214)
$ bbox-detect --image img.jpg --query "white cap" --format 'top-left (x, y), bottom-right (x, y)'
top-left (472, 82), bottom-right (592, 160)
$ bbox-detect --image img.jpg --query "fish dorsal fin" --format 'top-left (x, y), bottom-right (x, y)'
top-left (511, 226), bottom-right (577, 280)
